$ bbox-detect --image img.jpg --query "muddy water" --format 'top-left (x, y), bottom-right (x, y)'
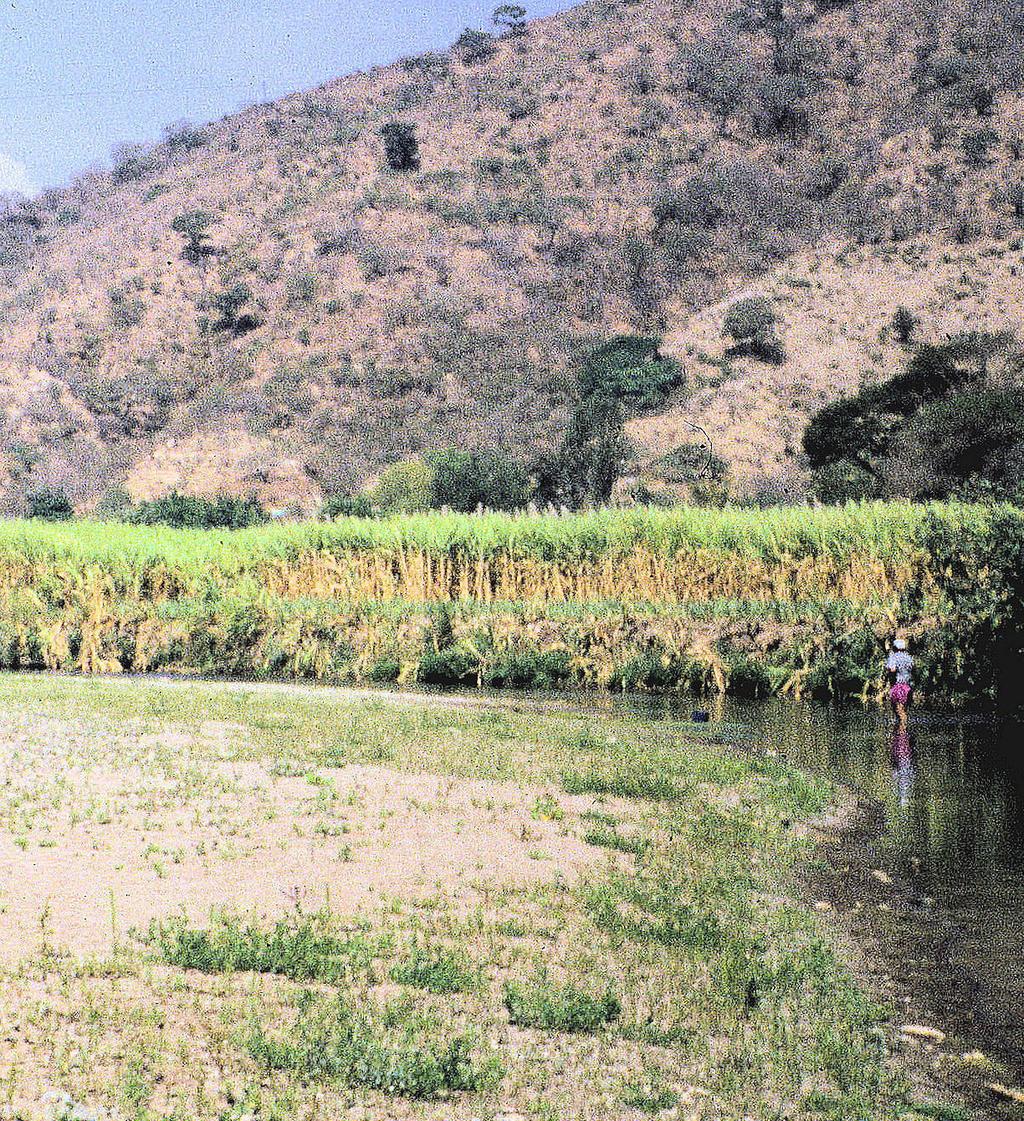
top-left (614, 694), bottom-right (1024, 1079)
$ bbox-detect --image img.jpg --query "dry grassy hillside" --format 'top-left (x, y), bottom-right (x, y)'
top-left (1, 0), bottom-right (1023, 509)
top-left (636, 235), bottom-right (1024, 496)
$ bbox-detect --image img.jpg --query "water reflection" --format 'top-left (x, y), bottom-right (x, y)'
top-left (891, 727), bottom-right (915, 808)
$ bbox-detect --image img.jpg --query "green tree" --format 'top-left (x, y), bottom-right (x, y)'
top-left (171, 210), bottom-right (218, 264)
top-left (493, 4), bottom-right (527, 35)
top-left (804, 331), bottom-right (1024, 501)
top-left (557, 393), bottom-right (631, 508)
top-left (580, 336), bottom-right (684, 411)
top-left (380, 122), bottom-right (421, 172)
top-left (427, 448), bottom-right (531, 511)
top-left (370, 459), bottom-right (435, 514)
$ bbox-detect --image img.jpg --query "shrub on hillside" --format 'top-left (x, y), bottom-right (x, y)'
top-left (211, 283), bottom-right (262, 334)
top-left (1007, 179), bottom-right (1024, 224)
top-left (111, 143), bottom-right (155, 185)
top-left (676, 32), bottom-right (753, 131)
top-left (321, 493), bottom-right (373, 519)
top-left (164, 121), bottom-right (208, 153)
top-left (171, 210), bottom-right (218, 264)
top-left (427, 447), bottom-right (532, 512)
top-left (127, 492), bottom-right (268, 529)
top-left (723, 298), bottom-right (785, 363)
top-left (454, 28), bottom-right (496, 64)
top-left (26, 487), bottom-right (73, 521)
top-left (370, 459), bottom-right (435, 514)
top-left (380, 122), bottom-right (420, 172)
top-left (891, 306), bottom-right (919, 346)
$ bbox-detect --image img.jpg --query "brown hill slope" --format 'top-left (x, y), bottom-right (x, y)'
top-left (1, 0), bottom-right (1023, 510)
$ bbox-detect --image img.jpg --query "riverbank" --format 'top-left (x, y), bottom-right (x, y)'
top-left (0, 672), bottom-right (966, 1120)
top-left (808, 799), bottom-right (1024, 1120)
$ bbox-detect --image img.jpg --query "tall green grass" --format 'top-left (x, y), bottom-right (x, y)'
top-left (0, 501), bottom-right (995, 568)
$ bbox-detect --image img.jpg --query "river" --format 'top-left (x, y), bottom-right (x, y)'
top-left (612, 693), bottom-right (1024, 1084)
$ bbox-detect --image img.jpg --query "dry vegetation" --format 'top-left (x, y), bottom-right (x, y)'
top-left (1, 0), bottom-right (1023, 508)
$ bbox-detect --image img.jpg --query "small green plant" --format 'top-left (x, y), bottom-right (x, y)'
top-left (583, 826), bottom-right (648, 856)
top-left (503, 973), bottom-right (621, 1032)
top-left (389, 942), bottom-right (481, 993)
top-left (145, 909), bottom-right (384, 982)
top-left (621, 1081), bottom-right (680, 1112)
top-left (530, 794), bottom-right (565, 821)
top-left (247, 990), bottom-right (498, 1098)
top-left (562, 768), bottom-right (681, 802)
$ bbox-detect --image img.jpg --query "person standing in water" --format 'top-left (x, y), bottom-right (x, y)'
top-left (886, 637), bottom-right (914, 732)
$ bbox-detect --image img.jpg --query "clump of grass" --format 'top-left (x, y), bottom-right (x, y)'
top-left (494, 917), bottom-right (529, 938)
top-left (144, 909), bottom-right (384, 982)
top-left (562, 768), bottom-right (682, 801)
top-left (583, 826), bottom-right (648, 856)
top-left (503, 973), bottom-right (621, 1033)
top-left (248, 990), bottom-right (499, 1098)
top-left (389, 942), bottom-right (481, 993)
top-left (584, 875), bottom-right (724, 951)
top-left (621, 1082), bottom-right (680, 1112)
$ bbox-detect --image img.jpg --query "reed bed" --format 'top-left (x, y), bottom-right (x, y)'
top-left (0, 502), bottom-right (985, 605)
top-left (0, 502), bottom-right (1001, 697)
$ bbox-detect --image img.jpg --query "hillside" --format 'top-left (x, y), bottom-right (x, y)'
top-left (1, 0), bottom-right (1023, 510)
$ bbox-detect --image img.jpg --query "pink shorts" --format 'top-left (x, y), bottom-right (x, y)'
top-left (890, 683), bottom-right (911, 706)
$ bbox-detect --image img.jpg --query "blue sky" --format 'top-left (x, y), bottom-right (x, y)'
top-left (1, 1), bottom-right (578, 195)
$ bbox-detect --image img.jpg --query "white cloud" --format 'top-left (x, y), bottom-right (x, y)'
top-left (0, 152), bottom-right (37, 197)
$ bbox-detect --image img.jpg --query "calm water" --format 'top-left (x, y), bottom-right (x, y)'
top-left (612, 694), bottom-right (1024, 1074)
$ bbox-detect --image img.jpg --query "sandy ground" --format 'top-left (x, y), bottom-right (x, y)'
top-left (0, 718), bottom-right (602, 960)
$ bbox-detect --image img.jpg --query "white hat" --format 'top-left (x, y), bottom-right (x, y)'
top-left (893, 638), bottom-right (908, 651)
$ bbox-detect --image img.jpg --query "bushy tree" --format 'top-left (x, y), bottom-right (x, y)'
top-left (171, 210), bottom-right (218, 264)
top-left (380, 121), bottom-right (420, 172)
top-left (164, 121), bottom-right (208, 153)
top-left (677, 32), bottom-right (753, 132)
top-left (723, 298), bottom-right (784, 363)
top-left (111, 143), bottom-right (155, 185)
top-left (579, 336), bottom-right (684, 411)
top-left (962, 127), bottom-right (998, 167)
top-left (556, 392), bottom-right (631, 508)
top-left (26, 487), bottom-right (73, 521)
top-left (370, 459), bottom-right (435, 514)
top-left (805, 331), bottom-right (1024, 501)
top-left (545, 336), bottom-right (681, 507)
top-left (454, 28), bottom-right (496, 64)
top-left (749, 72), bottom-right (808, 142)
top-left (427, 448), bottom-right (531, 511)
top-left (493, 4), bottom-right (527, 36)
